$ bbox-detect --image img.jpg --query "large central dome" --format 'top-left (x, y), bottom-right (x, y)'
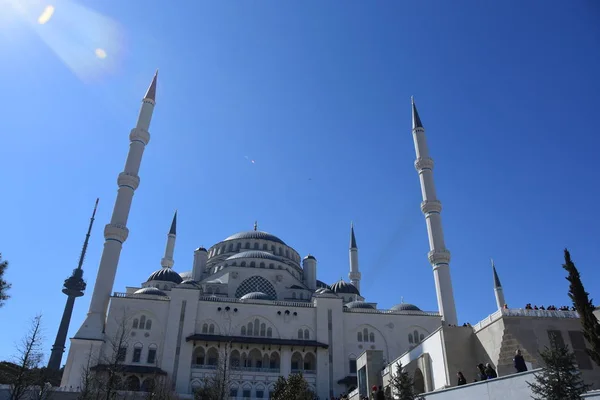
top-left (224, 230), bottom-right (286, 245)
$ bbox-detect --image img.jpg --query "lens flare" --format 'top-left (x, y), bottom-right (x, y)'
top-left (37, 5), bottom-right (55, 25)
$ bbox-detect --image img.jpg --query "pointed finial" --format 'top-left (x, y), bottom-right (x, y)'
top-left (491, 258), bottom-right (502, 289)
top-left (254, 221), bottom-right (258, 231)
top-left (401, 296), bottom-right (404, 304)
top-left (144, 70), bottom-right (158, 101)
top-left (350, 222), bottom-right (358, 249)
top-left (411, 96), bottom-right (423, 129)
top-left (169, 210), bottom-right (177, 235)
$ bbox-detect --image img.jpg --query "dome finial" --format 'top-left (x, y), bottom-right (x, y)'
top-left (401, 296), bottom-right (404, 304)
top-left (254, 221), bottom-right (258, 231)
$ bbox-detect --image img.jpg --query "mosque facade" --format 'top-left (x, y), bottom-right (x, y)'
top-left (59, 72), bottom-right (459, 399)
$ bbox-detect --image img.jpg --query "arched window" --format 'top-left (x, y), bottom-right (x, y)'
top-left (414, 330), bottom-right (419, 343)
top-left (247, 322), bottom-right (253, 336)
top-left (202, 324), bottom-right (208, 334)
top-left (140, 315), bottom-right (146, 328)
top-left (260, 323), bottom-right (266, 337)
top-left (263, 244), bottom-right (268, 250)
top-left (241, 326), bottom-right (246, 336)
top-left (271, 245), bottom-right (275, 252)
top-left (253, 243), bottom-right (259, 250)
top-left (269, 263), bottom-right (274, 269)
top-left (235, 276), bottom-right (277, 299)
top-left (420, 334), bottom-right (425, 342)
top-left (126, 376), bottom-right (140, 391)
top-left (363, 328), bottom-right (368, 339)
top-left (254, 319), bottom-right (260, 334)
top-left (267, 328), bottom-right (272, 337)
top-left (237, 243), bottom-right (242, 251)
top-left (369, 333), bottom-right (375, 342)
top-left (408, 333), bottom-right (414, 344)
top-left (250, 261), bottom-right (256, 268)
top-left (298, 329), bottom-right (303, 339)
top-left (228, 243), bottom-right (233, 252)
top-left (304, 329), bottom-right (309, 340)
top-left (260, 262), bottom-right (265, 268)
top-left (133, 318), bottom-right (139, 329)
top-left (278, 248), bottom-right (283, 255)
top-left (292, 292), bottom-right (297, 299)
top-left (357, 332), bottom-right (363, 342)
top-left (245, 242), bottom-right (250, 249)
top-left (146, 319), bottom-right (152, 330)
top-left (241, 262), bottom-right (246, 267)
top-left (209, 324), bottom-right (215, 334)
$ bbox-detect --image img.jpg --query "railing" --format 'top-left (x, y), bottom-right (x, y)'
top-left (231, 366), bottom-right (280, 373)
top-left (291, 369), bottom-right (316, 374)
top-left (198, 295), bottom-right (315, 308)
top-left (473, 308), bottom-right (580, 333)
top-left (343, 308), bottom-right (440, 317)
top-left (112, 292), bottom-right (170, 301)
top-left (191, 364), bottom-right (217, 370)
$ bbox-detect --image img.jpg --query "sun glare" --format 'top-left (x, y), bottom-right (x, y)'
top-left (95, 48), bottom-right (107, 59)
top-left (37, 5), bottom-right (55, 25)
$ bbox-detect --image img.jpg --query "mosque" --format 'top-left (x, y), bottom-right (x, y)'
top-left (57, 72), bottom-right (599, 400)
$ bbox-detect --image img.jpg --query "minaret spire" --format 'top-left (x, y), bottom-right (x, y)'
top-left (348, 222), bottom-right (361, 292)
top-left (74, 72), bottom-right (157, 339)
top-left (254, 221), bottom-right (258, 231)
top-left (161, 211), bottom-right (178, 268)
top-left (48, 198), bottom-right (99, 370)
top-left (492, 259), bottom-right (506, 310)
top-left (411, 97), bottom-right (458, 325)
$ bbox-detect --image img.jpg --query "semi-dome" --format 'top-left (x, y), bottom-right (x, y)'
top-left (227, 251), bottom-right (282, 262)
top-left (345, 301), bottom-right (375, 309)
top-left (179, 271), bottom-right (193, 280)
top-left (390, 303), bottom-right (422, 312)
top-left (330, 279), bottom-right (360, 295)
top-left (240, 292), bottom-right (275, 301)
top-left (134, 287), bottom-right (167, 296)
top-left (147, 268), bottom-right (183, 284)
top-left (313, 288), bottom-right (337, 298)
top-left (224, 231), bottom-right (286, 245)
top-left (180, 279), bottom-right (199, 286)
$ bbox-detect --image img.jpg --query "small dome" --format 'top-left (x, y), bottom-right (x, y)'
top-left (345, 301), bottom-right (375, 309)
top-left (240, 292), bottom-right (275, 301)
top-left (330, 279), bottom-right (360, 295)
top-left (134, 287), bottom-right (167, 296)
top-left (180, 279), bottom-right (199, 287)
top-left (390, 303), bottom-right (422, 312)
top-left (147, 268), bottom-right (183, 284)
top-left (303, 255), bottom-right (316, 261)
top-left (224, 231), bottom-right (286, 245)
top-left (227, 251), bottom-right (282, 262)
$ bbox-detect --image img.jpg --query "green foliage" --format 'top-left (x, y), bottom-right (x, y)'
top-left (0, 253), bottom-right (11, 307)
top-left (527, 340), bottom-right (590, 400)
top-left (271, 373), bottom-right (314, 400)
top-left (563, 249), bottom-right (600, 368)
top-left (387, 363), bottom-right (423, 400)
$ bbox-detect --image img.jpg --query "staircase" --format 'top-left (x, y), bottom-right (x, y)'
top-left (496, 329), bottom-right (537, 376)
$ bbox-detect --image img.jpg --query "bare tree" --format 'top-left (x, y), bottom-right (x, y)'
top-left (0, 253), bottom-right (11, 308)
top-left (9, 315), bottom-right (50, 400)
top-left (193, 343), bottom-right (233, 400)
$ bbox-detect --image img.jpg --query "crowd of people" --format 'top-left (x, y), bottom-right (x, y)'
top-left (524, 303), bottom-right (575, 311)
top-left (456, 348), bottom-right (528, 387)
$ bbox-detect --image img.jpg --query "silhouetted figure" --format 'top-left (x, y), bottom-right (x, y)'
top-left (477, 364), bottom-right (488, 381)
top-left (514, 349), bottom-right (528, 373)
top-left (485, 363), bottom-right (497, 378)
top-left (457, 371), bottom-right (467, 386)
top-left (376, 386), bottom-right (385, 400)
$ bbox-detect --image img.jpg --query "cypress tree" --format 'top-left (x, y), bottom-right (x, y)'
top-left (563, 249), bottom-right (600, 367)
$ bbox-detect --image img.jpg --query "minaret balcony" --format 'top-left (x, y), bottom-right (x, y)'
top-left (414, 157), bottom-right (434, 172)
top-left (104, 223), bottom-right (129, 243)
top-left (129, 127), bottom-right (150, 145)
top-left (117, 172), bottom-right (140, 191)
top-left (428, 249), bottom-right (451, 266)
top-left (421, 200), bottom-right (442, 215)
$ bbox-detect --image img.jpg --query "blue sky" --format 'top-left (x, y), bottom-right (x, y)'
top-left (0, 0), bottom-right (599, 364)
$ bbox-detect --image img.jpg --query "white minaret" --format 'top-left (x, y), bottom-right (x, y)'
top-left (161, 211), bottom-right (177, 268)
top-left (192, 247), bottom-right (208, 281)
top-left (411, 97), bottom-right (458, 326)
top-left (348, 222), bottom-right (361, 292)
top-left (75, 71), bottom-right (158, 339)
top-left (492, 259), bottom-right (506, 310)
